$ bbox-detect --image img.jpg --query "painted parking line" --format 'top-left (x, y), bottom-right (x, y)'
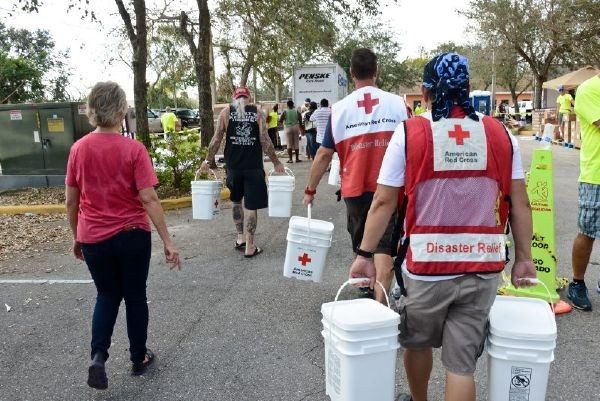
top-left (0, 279), bottom-right (93, 284)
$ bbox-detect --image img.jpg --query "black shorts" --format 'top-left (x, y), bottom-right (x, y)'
top-left (226, 169), bottom-right (268, 210)
top-left (345, 200), bottom-right (397, 255)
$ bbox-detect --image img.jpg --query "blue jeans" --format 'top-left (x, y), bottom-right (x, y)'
top-left (82, 229), bottom-right (151, 363)
top-left (305, 129), bottom-right (318, 158)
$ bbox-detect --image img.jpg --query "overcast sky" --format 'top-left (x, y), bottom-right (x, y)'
top-left (3, 0), bottom-right (472, 100)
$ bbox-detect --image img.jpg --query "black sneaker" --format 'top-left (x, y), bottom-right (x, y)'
top-left (567, 281), bottom-right (592, 311)
top-left (87, 353), bottom-right (108, 390)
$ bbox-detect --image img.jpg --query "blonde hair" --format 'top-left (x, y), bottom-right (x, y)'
top-left (87, 81), bottom-right (128, 127)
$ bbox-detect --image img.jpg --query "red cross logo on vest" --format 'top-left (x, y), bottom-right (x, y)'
top-left (448, 124), bottom-right (470, 145)
top-left (298, 253), bottom-right (312, 266)
top-left (357, 93), bottom-right (379, 114)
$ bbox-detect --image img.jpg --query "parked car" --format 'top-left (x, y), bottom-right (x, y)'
top-left (174, 108), bottom-right (200, 128)
top-left (126, 107), bottom-right (163, 133)
top-left (508, 101), bottom-right (533, 117)
top-left (147, 109), bottom-right (163, 133)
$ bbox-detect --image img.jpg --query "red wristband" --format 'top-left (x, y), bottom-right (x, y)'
top-left (304, 186), bottom-right (316, 196)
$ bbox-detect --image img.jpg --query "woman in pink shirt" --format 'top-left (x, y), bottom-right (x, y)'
top-left (65, 82), bottom-right (181, 390)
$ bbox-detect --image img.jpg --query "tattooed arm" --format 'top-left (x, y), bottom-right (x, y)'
top-left (201, 108), bottom-right (228, 171)
top-left (258, 110), bottom-right (284, 173)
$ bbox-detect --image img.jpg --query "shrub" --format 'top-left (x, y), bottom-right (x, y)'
top-left (150, 128), bottom-right (207, 191)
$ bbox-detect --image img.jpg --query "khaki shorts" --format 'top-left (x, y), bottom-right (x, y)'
top-left (397, 274), bottom-right (498, 375)
top-left (345, 199), bottom-right (397, 255)
top-left (285, 125), bottom-right (301, 150)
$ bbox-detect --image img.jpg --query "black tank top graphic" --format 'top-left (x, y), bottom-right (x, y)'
top-left (224, 105), bottom-right (263, 170)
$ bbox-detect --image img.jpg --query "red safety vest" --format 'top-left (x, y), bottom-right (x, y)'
top-left (331, 87), bottom-right (408, 198)
top-left (403, 114), bottom-right (513, 275)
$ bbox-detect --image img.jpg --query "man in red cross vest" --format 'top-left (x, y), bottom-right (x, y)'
top-left (303, 48), bottom-right (409, 304)
top-left (348, 53), bottom-right (537, 401)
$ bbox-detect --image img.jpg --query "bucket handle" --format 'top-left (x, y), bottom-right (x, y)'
top-left (335, 278), bottom-right (390, 308)
top-left (307, 204), bottom-right (312, 243)
top-left (268, 167), bottom-right (294, 177)
top-left (326, 279), bottom-right (392, 355)
top-left (194, 169), bottom-right (219, 181)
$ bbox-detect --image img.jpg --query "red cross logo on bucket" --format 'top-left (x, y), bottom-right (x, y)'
top-left (357, 93), bottom-right (379, 114)
top-left (214, 199), bottom-right (219, 208)
top-left (298, 253), bottom-right (312, 266)
top-left (448, 124), bottom-right (470, 145)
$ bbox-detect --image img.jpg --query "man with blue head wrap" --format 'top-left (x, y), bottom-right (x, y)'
top-left (422, 52), bottom-right (479, 122)
top-left (349, 53), bottom-right (536, 401)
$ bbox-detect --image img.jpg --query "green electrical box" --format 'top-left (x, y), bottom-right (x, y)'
top-left (0, 102), bottom-right (93, 189)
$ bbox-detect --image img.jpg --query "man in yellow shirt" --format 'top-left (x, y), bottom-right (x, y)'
top-left (556, 86), bottom-right (574, 140)
top-left (160, 107), bottom-right (178, 133)
top-left (267, 104), bottom-right (280, 149)
top-left (568, 75), bottom-right (600, 311)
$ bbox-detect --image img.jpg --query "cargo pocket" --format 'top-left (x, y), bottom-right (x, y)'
top-left (476, 319), bottom-right (490, 360)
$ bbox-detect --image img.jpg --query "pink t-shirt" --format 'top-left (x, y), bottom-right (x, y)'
top-left (66, 133), bottom-right (159, 244)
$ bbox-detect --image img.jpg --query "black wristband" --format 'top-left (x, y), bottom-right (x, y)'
top-left (355, 247), bottom-right (374, 258)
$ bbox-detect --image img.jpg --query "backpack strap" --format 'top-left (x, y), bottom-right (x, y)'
top-left (392, 120), bottom-right (410, 296)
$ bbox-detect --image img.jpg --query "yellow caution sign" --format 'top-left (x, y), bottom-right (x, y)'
top-left (505, 148), bottom-right (560, 303)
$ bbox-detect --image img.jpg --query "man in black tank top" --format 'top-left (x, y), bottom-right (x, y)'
top-left (200, 86), bottom-right (284, 257)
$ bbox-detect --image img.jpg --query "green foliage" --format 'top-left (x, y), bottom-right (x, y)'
top-left (146, 23), bottom-right (197, 108)
top-left (150, 128), bottom-right (207, 191)
top-left (0, 22), bottom-right (71, 103)
top-left (331, 24), bottom-right (414, 92)
top-left (463, 0), bottom-right (600, 107)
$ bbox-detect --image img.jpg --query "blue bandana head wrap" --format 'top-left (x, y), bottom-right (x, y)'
top-left (422, 52), bottom-right (478, 122)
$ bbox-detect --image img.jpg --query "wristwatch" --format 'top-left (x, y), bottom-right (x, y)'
top-left (355, 247), bottom-right (374, 258)
top-left (304, 186), bottom-right (317, 196)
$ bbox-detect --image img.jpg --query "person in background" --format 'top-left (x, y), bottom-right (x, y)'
top-left (349, 53), bottom-right (536, 401)
top-left (310, 98), bottom-right (331, 147)
top-left (66, 81), bottom-right (181, 390)
top-left (414, 102), bottom-right (424, 115)
top-left (200, 86), bottom-right (284, 257)
top-left (279, 100), bottom-right (302, 163)
top-left (160, 106), bottom-right (178, 133)
top-left (556, 85), bottom-right (574, 140)
top-left (568, 73), bottom-right (600, 311)
top-left (302, 97), bottom-right (311, 113)
top-left (303, 48), bottom-right (409, 304)
top-left (303, 101), bottom-right (319, 160)
top-left (267, 104), bottom-right (280, 149)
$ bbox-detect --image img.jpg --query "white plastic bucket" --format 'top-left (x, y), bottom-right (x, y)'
top-left (321, 281), bottom-right (400, 401)
top-left (278, 129), bottom-right (287, 146)
top-left (268, 168), bottom-right (295, 218)
top-left (300, 135), bottom-right (307, 152)
top-left (191, 170), bottom-right (222, 220)
top-left (328, 156), bottom-right (340, 186)
top-left (283, 206), bottom-right (334, 282)
top-left (487, 296), bottom-right (556, 401)
top-left (542, 123), bottom-right (555, 142)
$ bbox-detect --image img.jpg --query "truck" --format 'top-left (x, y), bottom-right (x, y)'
top-left (292, 64), bottom-right (348, 107)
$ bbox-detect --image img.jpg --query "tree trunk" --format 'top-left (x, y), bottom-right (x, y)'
top-left (133, 1), bottom-right (149, 149)
top-left (115, 0), bottom-right (150, 149)
top-left (179, 3), bottom-right (214, 149)
top-left (534, 75), bottom-right (545, 110)
top-left (196, 0), bottom-right (214, 148)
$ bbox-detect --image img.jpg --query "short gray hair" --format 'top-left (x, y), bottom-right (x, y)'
top-left (87, 81), bottom-right (128, 127)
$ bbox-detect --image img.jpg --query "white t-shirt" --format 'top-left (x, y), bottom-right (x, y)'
top-left (377, 113), bottom-right (525, 282)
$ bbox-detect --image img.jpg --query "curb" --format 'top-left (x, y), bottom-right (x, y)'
top-left (0, 188), bottom-right (231, 215)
